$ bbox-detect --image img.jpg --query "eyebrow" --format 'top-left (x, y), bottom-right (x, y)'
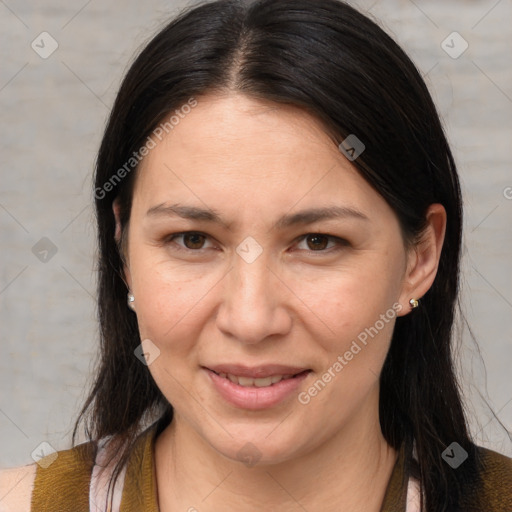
top-left (146, 203), bottom-right (369, 230)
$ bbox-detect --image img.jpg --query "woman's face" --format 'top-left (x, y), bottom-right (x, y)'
top-left (121, 92), bottom-right (416, 464)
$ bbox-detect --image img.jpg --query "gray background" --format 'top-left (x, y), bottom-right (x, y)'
top-left (1, 0), bottom-right (511, 468)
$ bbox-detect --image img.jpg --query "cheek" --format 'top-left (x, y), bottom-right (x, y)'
top-left (294, 257), bottom-right (402, 407)
top-left (301, 289), bottom-right (398, 421)
top-left (131, 269), bottom-right (210, 397)
top-left (133, 267), bottom-right (212, 346)
top-left (295, 256), bottom-right (403, 340)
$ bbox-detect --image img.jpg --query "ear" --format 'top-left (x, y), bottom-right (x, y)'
top-left (112, 198), bottom-right (132, 290)
top-left (397, 203), bottom-right (446, 316)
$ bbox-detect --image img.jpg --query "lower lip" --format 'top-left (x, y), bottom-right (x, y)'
top-left (204, 368), bottom-right (311, 410)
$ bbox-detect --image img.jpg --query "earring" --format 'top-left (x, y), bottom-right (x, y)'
top-left (409, 298), bottom-right (419, 309)
top-left (127, 292), bottom-right (136, 311)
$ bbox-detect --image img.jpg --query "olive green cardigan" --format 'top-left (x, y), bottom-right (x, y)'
top-left (30, 424), bottom-right (512, 511)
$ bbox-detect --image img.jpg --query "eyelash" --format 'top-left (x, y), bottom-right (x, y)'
top-left (163, 231), bottom-right (349, 255)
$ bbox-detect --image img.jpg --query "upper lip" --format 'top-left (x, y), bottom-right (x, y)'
top-left (204, 364), bottom-right (310, 378)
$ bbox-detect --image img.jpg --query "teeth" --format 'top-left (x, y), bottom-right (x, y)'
top-left (216, 372), bottom-right (296, 387)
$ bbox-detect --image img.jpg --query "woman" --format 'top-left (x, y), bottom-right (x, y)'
top-left (1, 0), bottom-right (511, 510)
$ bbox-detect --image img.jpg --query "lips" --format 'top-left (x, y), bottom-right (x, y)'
top-left (203, 365), bottom-right (312, 409)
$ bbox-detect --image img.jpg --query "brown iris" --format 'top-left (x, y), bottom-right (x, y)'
top-left (305, 234), bottom-right (329, 251)
top-left (182, 233), bottom-right (207, 249)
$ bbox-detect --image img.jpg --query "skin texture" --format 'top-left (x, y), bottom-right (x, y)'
top-left (114, 92), bottom-right (446, 512)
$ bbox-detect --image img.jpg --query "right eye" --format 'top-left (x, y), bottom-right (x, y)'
top-left (164, 231), bottom-right (215, 252)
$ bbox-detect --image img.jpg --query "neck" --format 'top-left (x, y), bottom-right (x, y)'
top-left (154, 392), bottom-right (398, 512)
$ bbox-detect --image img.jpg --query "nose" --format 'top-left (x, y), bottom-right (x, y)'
top-left (215, 248), bottom-right (292, 345)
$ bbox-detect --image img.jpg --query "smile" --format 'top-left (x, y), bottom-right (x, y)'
top-left (204, 368), bottom-right (312, 409)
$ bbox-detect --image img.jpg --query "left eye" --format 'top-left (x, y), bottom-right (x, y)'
top-left (295, 233), bottom-right (347, 252)
top-left (164, 232), bottom-right (347, 253)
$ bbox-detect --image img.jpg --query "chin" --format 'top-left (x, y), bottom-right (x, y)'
top-left (208, 431), bottom-right (307, 468)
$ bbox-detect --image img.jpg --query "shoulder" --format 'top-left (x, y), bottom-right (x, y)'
top-left (30, 440), bottom-right (97, 511)
top-left (0, 464), bottom-right (37, 512)
top-left (476, 445), bottom-right (512, 482)
top-left (465, 445), bottom-right (512, 511)
top-left (0, 441), bottom-right (98, 512)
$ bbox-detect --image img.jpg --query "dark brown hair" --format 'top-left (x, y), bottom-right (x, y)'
top-left (73, 1), bottom-right (489, 509)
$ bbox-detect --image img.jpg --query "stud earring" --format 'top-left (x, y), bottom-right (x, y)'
top-left (409, 298), bottom-right (419, 309)
top-left (127, 292), bottom-right (136, 311)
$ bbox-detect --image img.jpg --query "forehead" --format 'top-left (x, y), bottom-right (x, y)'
top-left (131, 92), bottom-right (390, 224)
top-left (143, 92), bottom-right (339, 172)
